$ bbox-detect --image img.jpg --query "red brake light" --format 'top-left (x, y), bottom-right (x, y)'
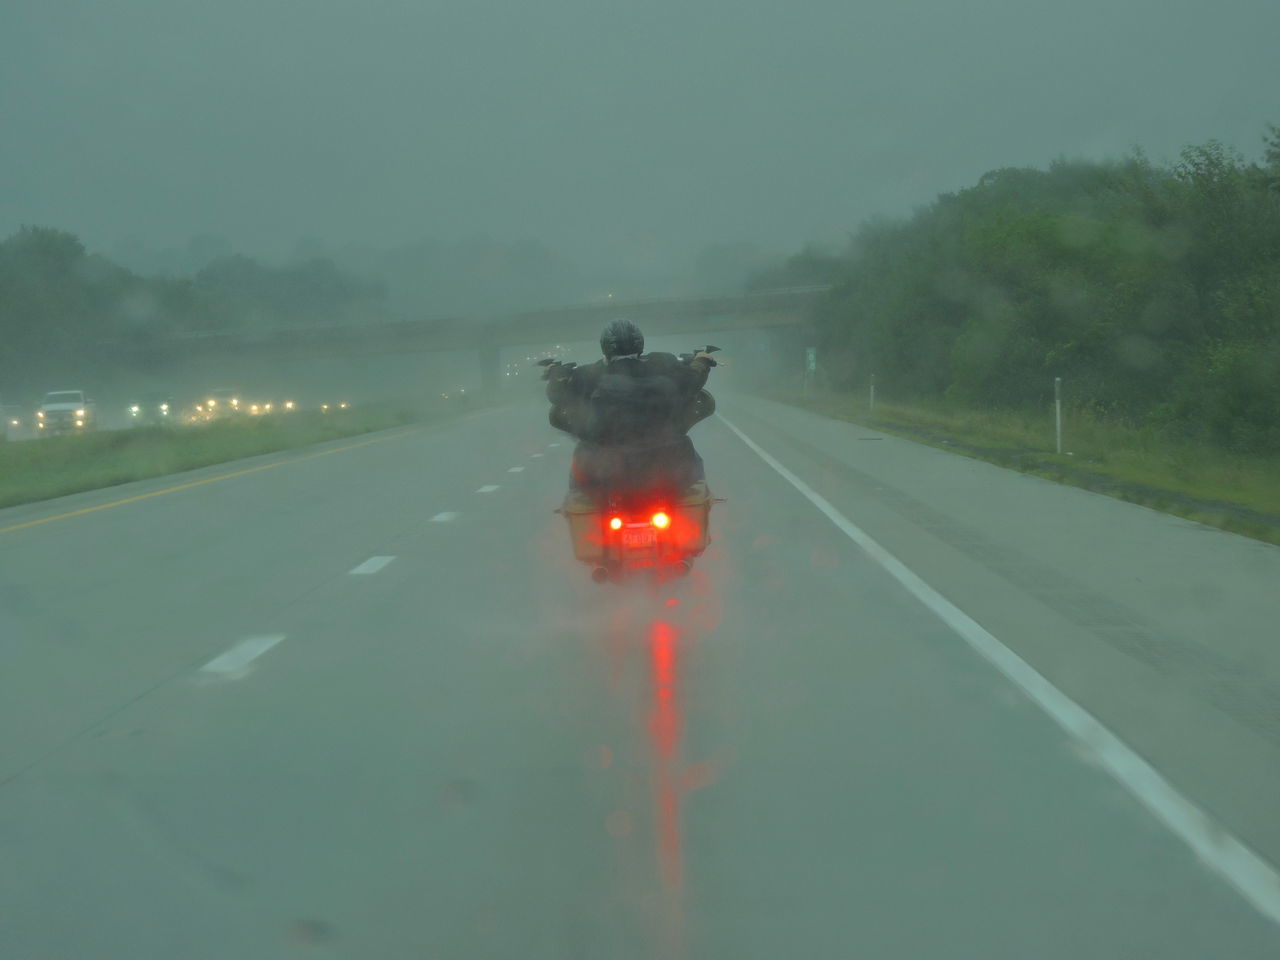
top-left (609, 516), bottom-right (623, 530)
top-left (651, 512), bottom-right (671, 529)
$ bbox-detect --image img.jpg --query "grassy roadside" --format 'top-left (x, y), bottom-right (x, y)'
top-left (769, 389), bottom-right (1280, 546)
top-left (0, 397), bottom-right (481, 510)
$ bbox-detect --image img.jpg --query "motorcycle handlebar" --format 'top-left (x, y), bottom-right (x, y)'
top-left (679, 345), bottom-right (722, 364)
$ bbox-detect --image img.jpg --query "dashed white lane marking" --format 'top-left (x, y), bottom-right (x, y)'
top-left (200, 635), bottom-right (286, 676)
top-left (508, 466), bottom-right (524, 473)
top-left (719, 413), bottom-right (1280, 928)
top-left (430, 511), bottom-right (460, 522)
top-left (476, 485), bottom-right (500, 493)
top-left (349, 556), bottom-right (395, 575)
top-left (530, 453), bottom-right (543, 458)
top-left (548, 443), bottom-right (561, 448)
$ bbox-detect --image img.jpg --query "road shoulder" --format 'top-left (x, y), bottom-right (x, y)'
top-left (721, 393), bottom-right (1280, 868)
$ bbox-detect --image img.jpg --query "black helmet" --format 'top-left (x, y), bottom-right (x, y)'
top-left (600, 319), bottom-right (644, 359)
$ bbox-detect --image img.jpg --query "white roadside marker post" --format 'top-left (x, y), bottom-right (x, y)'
top-left (1055, 376), bottom-right (1063, 455)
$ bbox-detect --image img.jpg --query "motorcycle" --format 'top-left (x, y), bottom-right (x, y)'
top-left (542, 346), bottom-right (721, 584)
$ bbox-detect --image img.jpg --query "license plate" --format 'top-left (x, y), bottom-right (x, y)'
top-left (622, 528), bottom-right (657, 548)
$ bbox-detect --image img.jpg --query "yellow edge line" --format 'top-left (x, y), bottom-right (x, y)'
top-left (0, 427), bottom-right (420, 537)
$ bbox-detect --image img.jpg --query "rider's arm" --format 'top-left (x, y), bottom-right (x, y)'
top-left (546, 360), bottom-right (605, 411)
top-left (643, 351), bottom-right (712, 393)
top-left (544, 364), bottom-right (572, 405)
top-left (545, 361), bottom-right (591, 403)
top-left (544, 362), bottom-right (591, 437)
top-left (679, 355), bottom-right (713, 392)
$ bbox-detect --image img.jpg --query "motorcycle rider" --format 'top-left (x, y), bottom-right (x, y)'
top-left (544, 319), bottom-right (717, 508)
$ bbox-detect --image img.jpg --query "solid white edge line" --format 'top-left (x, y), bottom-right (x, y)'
top-left (349, 555), bottom-right (395, 575)
top-left (200, 635), bottom-right (286, 675)
top-left (718, 413), bottom-right (1280, 927)
top-left (476, 485), bottom-right (500, 493)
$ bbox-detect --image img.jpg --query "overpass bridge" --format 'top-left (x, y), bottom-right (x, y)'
top-left (147, 286), bottom-right (829, 392)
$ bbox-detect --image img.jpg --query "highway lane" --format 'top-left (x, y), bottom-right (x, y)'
top-left (1, 400), bottom-right (1279, 958)
top-left (0, 416), bottom-right (519, 783)
top-left (724, 394), bottom-right (1280, 866)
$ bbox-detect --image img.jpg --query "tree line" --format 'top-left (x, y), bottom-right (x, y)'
top-left (761, 125), bottom-right (1280, 453)
top-left (0, 227), bottom-right (385, 392)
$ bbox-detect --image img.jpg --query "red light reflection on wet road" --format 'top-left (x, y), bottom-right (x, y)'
top-left (648, 618), bottom-right (686, 953)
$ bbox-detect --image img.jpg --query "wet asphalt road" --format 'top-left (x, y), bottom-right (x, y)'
top-left (2, 399), bottom-right (1279, 959)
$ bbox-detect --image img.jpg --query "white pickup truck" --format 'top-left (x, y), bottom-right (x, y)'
top-left (36, 390), bottom-right (97, 436)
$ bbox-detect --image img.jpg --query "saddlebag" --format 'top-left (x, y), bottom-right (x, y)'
top-left (562, 493), bottom-right (607, 563)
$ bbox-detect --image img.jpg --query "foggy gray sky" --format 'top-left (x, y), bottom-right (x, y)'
top-left (3, 0), bottom-right (1278, 279)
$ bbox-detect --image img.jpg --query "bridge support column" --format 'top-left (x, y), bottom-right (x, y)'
top-left (478, 342), bottom-right (501, 398)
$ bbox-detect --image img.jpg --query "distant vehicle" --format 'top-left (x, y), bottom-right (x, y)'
top-left (36, 390), bottom-right (96, 436)
top-left (200, 388), bottom-right (242, 419)
top-left (0, 402), bottom-right (16, 440)
top-left (127, 392), bottom-right (175, 426)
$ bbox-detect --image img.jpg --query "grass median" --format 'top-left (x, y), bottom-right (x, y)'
top-left (771, 388), bottom-right (1280, 546)
top-left (0, 398), bottom-right (474, 510)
